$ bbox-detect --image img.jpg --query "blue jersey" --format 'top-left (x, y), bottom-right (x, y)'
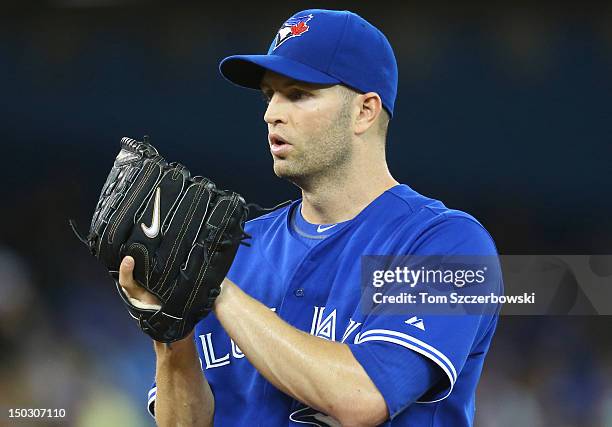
top-left (148, 184), bottom-right (501, 426)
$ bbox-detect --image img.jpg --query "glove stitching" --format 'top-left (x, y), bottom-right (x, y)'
top-left (129, 243), bottom-right (150, 288)
top-left (150, 182), bottom-right (201, 293)
top-left (107, 163), bottom-right (154, 245)
top-left (160, 278), bottom-right (180, 316)
top-left (158, 170), bottom-right (190, 237)
top-left (154, 184), bottom-right (207, 293)
top-left (166, 186), bottom-right (214, 335)
top-left (152, 184), bottom-right (208, 294)
top-left (153, 169), bottom-right (186, 232)
top-left (182, 196), bottom-right (228, 318)
top-left (183, 194), bottom-right (238, 321)
top-left (107, 162), bottom-right (160, 248)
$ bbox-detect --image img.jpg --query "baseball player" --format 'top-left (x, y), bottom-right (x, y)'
top-left (119, 9), bottom-right (502, 426)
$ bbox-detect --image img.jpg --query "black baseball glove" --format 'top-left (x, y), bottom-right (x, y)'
top-left (71, 136), bottom-right (249, 343)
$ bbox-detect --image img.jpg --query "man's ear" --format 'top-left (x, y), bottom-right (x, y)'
top-left (355, 92), bottom-right (383, 135)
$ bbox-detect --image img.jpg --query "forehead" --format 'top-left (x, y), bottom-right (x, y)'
top-left (259, 70), bottom-right (335, 91)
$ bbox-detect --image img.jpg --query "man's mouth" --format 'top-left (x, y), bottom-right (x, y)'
top-left (269, 134), bottom-right (289, 146)
top-left (269, 134), bottom-right (292, 156)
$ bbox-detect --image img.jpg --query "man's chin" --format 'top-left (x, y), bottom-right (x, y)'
top-left (273, 162), bottom-right (302, 182)
top-left (273, 166), bottom-right (293, 180)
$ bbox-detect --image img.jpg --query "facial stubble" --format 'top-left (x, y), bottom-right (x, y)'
top-left (273, 101), bottom-right (354, 189)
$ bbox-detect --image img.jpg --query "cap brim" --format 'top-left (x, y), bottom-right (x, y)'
top-left (219, 54), bottom-right (341, 89)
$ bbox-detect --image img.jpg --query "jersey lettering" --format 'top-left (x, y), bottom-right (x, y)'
top-left (199, 333), bottom-right (230, 369)
top-left (341, 319), bottom-right (362, 343)
top-left (310, 306), bottom-right (337, 341)
top-left (231, 339), bottom-right (245, 359)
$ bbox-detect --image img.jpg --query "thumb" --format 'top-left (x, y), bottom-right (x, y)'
top-left (119, 256), bottom-right (136, 289)
top-left (118, 256), bottom-right (161, 307)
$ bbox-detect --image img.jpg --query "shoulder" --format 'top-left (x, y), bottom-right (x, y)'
top-left (386, 185), bottom-right (498, 255)
top-left (379, 184), bottom-right (443, 215)
top-left (412, 209), bottom-right (498, 256)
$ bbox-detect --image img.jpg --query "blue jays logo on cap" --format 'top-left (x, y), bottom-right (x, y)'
top-left (220, 9), bottom-right (399, 116)
top-left (273, 14), bottom-right (313, 50)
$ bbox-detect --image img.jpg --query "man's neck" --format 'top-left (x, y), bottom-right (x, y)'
top-left (299, 162), bottom-right (398, 224)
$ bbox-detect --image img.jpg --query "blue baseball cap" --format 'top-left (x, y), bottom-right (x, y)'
top-left (219, 9), bottom-right (398, 117)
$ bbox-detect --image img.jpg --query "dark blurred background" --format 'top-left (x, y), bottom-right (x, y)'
top-left (1, 1), bottom-right (611, 426)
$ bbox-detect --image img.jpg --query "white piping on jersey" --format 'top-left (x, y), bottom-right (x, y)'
top-left (147, 387), bottom-right (157, 419)
top-left (355, 328), bottom-right (457, 403)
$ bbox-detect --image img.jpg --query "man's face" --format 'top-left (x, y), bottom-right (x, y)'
top-left (260, 71), bottom-right (354, 185)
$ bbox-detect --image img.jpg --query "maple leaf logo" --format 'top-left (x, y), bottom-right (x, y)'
top-left (273, 14), bottom-right (314, 50)
top-left (291, 21), bottom-right (309, 36)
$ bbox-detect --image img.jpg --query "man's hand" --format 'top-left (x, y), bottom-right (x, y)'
top-left (117, 257), bottom-right (213, 425)
top-left (118, 256), bottom-right (161, 309)
top-left (72, 136), bottom-right (249, 343)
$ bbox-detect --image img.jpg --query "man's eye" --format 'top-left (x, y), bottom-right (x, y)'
top-left (288, 90), bottom-right (308, 101)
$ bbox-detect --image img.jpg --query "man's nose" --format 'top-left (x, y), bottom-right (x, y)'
top-left (263, 94), bottom-right (287, 125)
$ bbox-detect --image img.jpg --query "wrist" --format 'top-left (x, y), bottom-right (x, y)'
top-left (154, 332), bottom-right (197, 362)
top-left (214, 278), bottom-right (233, 311)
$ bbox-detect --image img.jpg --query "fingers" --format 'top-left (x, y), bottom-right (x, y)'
top-left (119, 256), bottom-right (137, 289)
top-left (119, 256), bottom-right (161, 307)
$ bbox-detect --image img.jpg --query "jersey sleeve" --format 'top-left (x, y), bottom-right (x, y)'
top-left (348, 216), bottom-right (502, 417)
top-left (147, 381), bottom-right (156, 418)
